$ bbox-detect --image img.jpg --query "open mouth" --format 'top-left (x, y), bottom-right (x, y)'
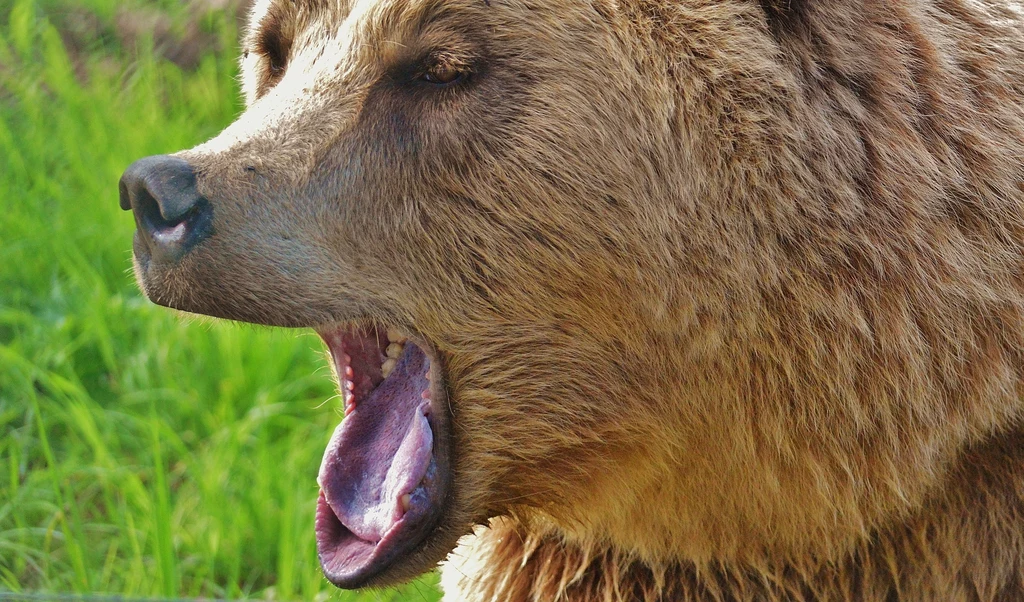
top-left (314, 324), bottom-right (451, 588)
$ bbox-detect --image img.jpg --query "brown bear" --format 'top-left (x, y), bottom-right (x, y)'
top-left (118, 0), bottom-right (1024, 599)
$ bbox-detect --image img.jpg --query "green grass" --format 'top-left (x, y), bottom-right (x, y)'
top-left (0, 0), bottom-right (442, 599)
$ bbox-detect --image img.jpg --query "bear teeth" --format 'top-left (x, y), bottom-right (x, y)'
top-left (382, 328), bottom-right (407, 377)
top-left (338, 327), bottom-right (415, 411)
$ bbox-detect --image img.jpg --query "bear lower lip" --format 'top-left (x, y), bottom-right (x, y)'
top-left (314, 325), bottom-right (450, 588)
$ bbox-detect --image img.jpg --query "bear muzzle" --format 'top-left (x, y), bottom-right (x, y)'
top-left (119, 154), bottom-right (214, 266)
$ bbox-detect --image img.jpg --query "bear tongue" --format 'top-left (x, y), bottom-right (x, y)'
top-left (316, 343), bottom-right (434, 562)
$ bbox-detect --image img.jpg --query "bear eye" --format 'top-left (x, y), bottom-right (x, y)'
top-left (421, 62), bottom-right (469, 85)
top-left (258, 25), bottom-right (291, 76)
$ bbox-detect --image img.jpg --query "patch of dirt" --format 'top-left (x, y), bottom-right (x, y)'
top-left (52, 0), bottom-right (251, 76)
top-left (114, 0), bottom-right (251, 69)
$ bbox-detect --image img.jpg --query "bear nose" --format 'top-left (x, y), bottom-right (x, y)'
top-left (119, 155), bottom-right (213, 263)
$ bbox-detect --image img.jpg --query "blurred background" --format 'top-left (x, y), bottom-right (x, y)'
top-left (0, 1), bottom-right (441, 599)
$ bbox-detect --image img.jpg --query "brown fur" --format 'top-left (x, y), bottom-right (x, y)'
top-left (130, 0), bottom-right (1024, 598)
top-left (445, 432), bottom-right (1024, 600)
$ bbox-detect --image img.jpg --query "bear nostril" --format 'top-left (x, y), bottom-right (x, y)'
top-left (119, 155), bottom-right (213, 264)
top-left (118, 179), bottom-right (132, 211)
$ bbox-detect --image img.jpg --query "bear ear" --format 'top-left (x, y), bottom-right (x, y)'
top-left (757, 0), bottom-right (809, 35)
